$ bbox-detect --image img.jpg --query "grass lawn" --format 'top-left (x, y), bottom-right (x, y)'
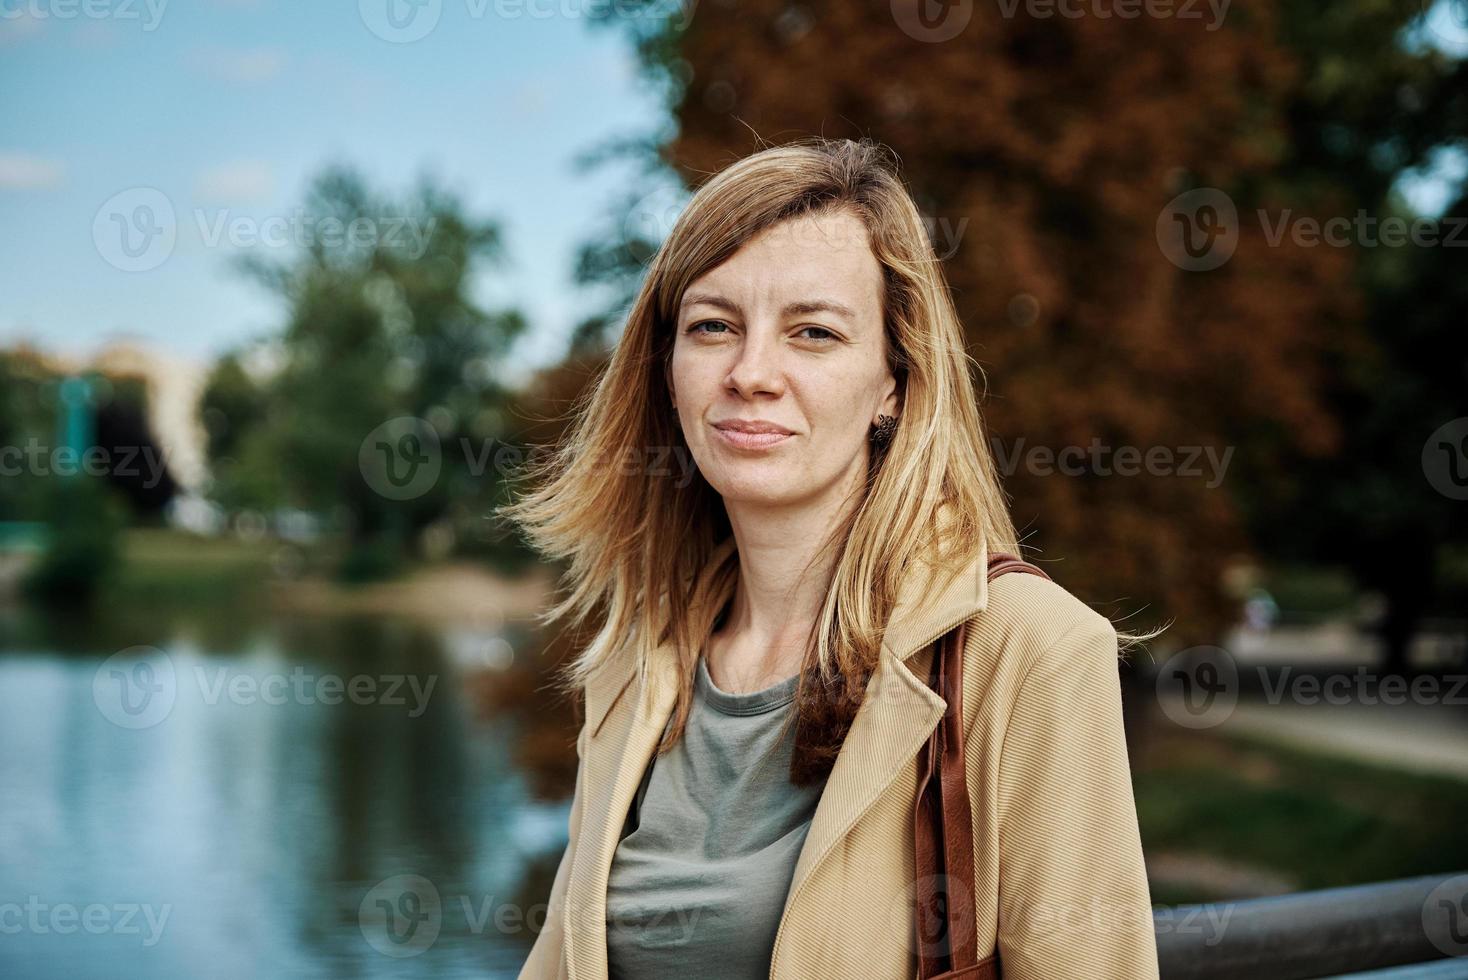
top-left (111, 527), bottom-right (284, 603)
top-left (1134, 719), bottom-right (1468, 905)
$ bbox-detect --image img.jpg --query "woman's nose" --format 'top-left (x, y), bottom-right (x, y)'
top-left (724, 327), bottom-right (785, 397)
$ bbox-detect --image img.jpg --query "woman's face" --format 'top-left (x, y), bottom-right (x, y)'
top-left (669, 208), bottom-right (899, 510)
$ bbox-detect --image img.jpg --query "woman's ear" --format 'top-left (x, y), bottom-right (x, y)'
top-left (879, 369), bottom-right (903, 419)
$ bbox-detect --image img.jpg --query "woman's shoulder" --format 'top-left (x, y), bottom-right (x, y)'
top-left (963, 566), bottom-right (1121, 692)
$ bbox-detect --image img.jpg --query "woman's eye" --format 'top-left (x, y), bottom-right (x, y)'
top-left (797, 325), bottom-right (836, 342)
top-left (688, 319), bottom-right (730, 335)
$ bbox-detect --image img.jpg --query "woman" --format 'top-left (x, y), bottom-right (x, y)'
top-left (504, 137), bottom-right (1159, 979)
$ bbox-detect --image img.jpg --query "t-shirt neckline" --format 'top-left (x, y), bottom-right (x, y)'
top-left (696, 654), bottom-right (800, 716)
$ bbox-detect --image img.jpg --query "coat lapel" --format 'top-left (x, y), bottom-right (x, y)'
top-left (778, 531), bottom-right (990, 928)
top-left (563, 528), bottom-right (991, 979)
top-left (564, 637), bottom-right (681, 980)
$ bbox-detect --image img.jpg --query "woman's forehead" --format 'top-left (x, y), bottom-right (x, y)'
top-left (682, 213), bottom-right (881, 310)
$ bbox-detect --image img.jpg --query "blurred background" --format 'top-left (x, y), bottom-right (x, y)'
top-left (1, 0), bottom-right (1466, 977)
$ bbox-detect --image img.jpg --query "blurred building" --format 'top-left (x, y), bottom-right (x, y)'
top-left (49, 337), bottom-right (211, 496)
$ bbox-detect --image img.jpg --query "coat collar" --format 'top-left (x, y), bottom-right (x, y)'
top-left (565, 520), bottom-right (990, 980)
top-left (582, 525), bottom-right (990, 738)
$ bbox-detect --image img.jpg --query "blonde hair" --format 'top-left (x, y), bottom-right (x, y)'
top-left (500, 136), bottom-right (1131, 784)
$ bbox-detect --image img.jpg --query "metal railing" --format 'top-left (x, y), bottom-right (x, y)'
top-left (1155, 872), bottom-right (1468, 980)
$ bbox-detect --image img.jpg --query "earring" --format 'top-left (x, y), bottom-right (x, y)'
top-left (870, 414), bottom-right (898, 446)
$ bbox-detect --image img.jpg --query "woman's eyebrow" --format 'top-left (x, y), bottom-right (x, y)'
top-left (782, 298), bottom-right (857, 320)
top-left (681, 293), bottom-right (741, 316)
top-left (680, 293), bottom-right (857, 321)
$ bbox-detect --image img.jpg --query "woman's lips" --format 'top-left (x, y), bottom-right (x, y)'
top-left (712, 426), bottom-right (794, 450)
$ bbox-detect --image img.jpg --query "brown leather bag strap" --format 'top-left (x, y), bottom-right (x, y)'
top-left (913, 552), bottom-right (1051, 979)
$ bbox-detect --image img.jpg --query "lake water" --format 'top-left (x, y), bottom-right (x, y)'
top-left (0, 603), bottom-right (569, 979)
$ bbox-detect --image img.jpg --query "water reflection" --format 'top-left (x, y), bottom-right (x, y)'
top-left (0, 606), bottom-right (570, 979)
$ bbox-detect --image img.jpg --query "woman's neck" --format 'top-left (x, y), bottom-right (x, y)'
top-left (706, 496), bottom-right (852, 694)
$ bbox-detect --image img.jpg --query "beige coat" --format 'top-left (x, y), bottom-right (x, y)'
top-left (519, 534), bottom-right (1159, 979)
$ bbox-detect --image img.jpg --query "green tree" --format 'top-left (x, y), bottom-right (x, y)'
top-left (21, 474), bottom-right (127, 604)
top-left (203, 165), bottom-right (526, 578)
top-left (1238, 2), bottom-right (1468, 671)
top-left (0, 349), bottom-right (55, 522)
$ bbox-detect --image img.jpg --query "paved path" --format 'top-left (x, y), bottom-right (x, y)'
top-left (1218, 697), bottom-right (1468, 782)
top-left (1153, 622), bottom-right (1468, 782)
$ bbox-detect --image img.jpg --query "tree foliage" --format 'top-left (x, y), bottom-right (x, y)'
top-left (576, 0), bottom-right (1465, 651)
top-left (203, 165), bottom-right (526, 575)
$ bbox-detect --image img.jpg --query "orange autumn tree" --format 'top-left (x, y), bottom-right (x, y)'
top-left (576, 0), bottom-right (1360, 647)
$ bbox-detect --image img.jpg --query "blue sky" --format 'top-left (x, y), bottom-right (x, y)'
top-left (0, 0), bottom-right (667, 376)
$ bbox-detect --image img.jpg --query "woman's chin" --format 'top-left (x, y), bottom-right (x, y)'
top-left (703, 472), bottom-right (802, 508)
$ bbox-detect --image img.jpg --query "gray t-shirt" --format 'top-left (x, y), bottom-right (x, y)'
top-left (605, 654), bottom-right (828, 980)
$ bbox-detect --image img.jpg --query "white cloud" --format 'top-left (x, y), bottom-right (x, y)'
top-left (186, 45), bottom-right (287, 84)
top-left (194, 160), bottom-right (275, 204)
top-left (511, 80), bottom-right (553, 118)
top-left (0, 153), bottom-right (65, 190)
